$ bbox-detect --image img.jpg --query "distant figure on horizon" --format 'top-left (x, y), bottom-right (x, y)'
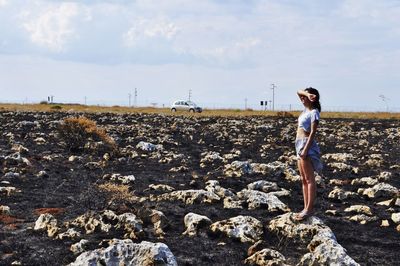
top-left (294, 88), bottom-right (323, 221)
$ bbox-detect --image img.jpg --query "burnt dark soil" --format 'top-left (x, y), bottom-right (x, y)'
top-left (0, 111), bottom-right (399, 265)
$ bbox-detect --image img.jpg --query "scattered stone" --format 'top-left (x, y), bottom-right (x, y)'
top-left (361, 183), bottom-right (398, 199)
top-left (116, 213), bottom-right (144, 240)
top-left (151, 189), bottom-right (220, 205)
top-left (378, 171), bottom-right (392, 182)
top-left (149, 210), bottom-right (169, 238)
top-left (70, 239), bottom-right (89, 255)
top-left (0, 186), bottom-right (22, 197)
top-left (247, 240), bottom-right (264, 256)
top-left (325, 210), bottom-right (339, 216)
top-left (69, 239), bottom-right (177, 266)
top-left (205, 180), bottom-right (236, 199)
top-left (0, 205), bottom-right (11, 215)
top-left (244, 248), bottom-right (288, 266)
top-left (237, 189), bottom-right (290, 212)
top-left (351, 177), bottom-right (379, 186)
top-left (210, 215), bottom-right (263, 243)
top-left (56, 228), bottom-right (81, 240)
top-left (34, 213), bottom-right (59, 238)
top-left (223, 197), bottom-right (244, 209)
top-left (344, 205), bottom-right (372, 216)
top-left (136, 141), bottom-right (163, 152)
top-left (348, 214), bottom-right (378, 225)
top-left (381, 220), bottom-right (390, 227)
top-left (224, 161), bottom-right (253, 177)
top-left (328, 187), bottom-right (358, 201)
top-left (200, 151), bottom-right (223, 168)
top-left (377, 199), bottom-right (393, 206)
top-left (247, 180), bottom-right (279, 193)
top-left (269, 213), bottom-right (359, 265)
top-left (148, 184), bottom-right (175, 192)
top-left (391, 213), bottom-right (400, 224)
top-left (182, 212), bottom-right (212, 236)
top-left (103, 173), bottom-right (135, 184)
top-left (323, 153), bottom-right (355, 162)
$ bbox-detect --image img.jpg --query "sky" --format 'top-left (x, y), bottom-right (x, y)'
top-left (0, 0), bottom-right (399, 111)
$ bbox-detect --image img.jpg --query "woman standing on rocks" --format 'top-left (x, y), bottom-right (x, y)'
top-left (295, 88), bottom-right (323, 221)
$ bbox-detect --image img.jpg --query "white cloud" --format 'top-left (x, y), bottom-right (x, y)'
top-left (22, 2), bottom-right (80, 52)
top-left (0, 0), bottom-right (7, 7)
top-left (123, 18), bottom-right (179, 47)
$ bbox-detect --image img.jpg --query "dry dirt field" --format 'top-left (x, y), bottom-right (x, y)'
top-left (0, 110), bottom-right (399, 265)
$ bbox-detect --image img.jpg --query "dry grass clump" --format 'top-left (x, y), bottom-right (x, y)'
top-left (58, 116), bottom-right (116, 153)
top-left (97, 182), bottom-right (137, 205)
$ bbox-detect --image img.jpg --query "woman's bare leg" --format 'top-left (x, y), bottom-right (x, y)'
top-left (301, 158), bottom-right (316, 213)
top-left (297, 160), bottom-right (307, 212)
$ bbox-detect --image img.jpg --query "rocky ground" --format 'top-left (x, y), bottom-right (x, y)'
top-left (0, 110), bottom-right (399, 266)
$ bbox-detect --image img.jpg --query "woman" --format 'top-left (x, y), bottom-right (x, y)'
top-left (295, 88), bottom-right (323, 221)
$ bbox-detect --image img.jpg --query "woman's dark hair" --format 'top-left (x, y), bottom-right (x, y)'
top-left (305, 87), bottom-right (321, 112)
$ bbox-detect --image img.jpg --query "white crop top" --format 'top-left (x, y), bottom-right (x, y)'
top-left (298, 109), bottom-right (320, 132)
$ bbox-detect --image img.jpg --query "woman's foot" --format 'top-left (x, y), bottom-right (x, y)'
top-left (294, 210), bottom-right (314, 221)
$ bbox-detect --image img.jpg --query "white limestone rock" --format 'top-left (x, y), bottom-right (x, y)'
top-left (136, 141), bottom-right (163, 152)
top-left (116, 213), bottom-right (144, 240)
top-left (149, 210), bottom-right (169, 239)
top-left (205, 180), bottom-right (236, 199)
top-left (152, 189), bottom-right (220, 205)
top-left (244, 248), bottom-right (288, 266)
top-left (391, 213), bottom-right (400, 224)
top-left (361, 183), bottom-right (398, 199)
top-left (211, 215), bottom-right (263, 243)
top-left (269, 213), bottom-right (359, 266)
top-left (148, 184), bottom-right (175, 192)
top-left (0, 186), bottom-right (21, 196)
top-left (348, 214), bottom-right (378, 225)
top-left (247, 180), bottom-right (279, 193)
top-left (224, 161), bottom-right (253, 177)
top-left (322, 153), bottom-right (355, 162)
top-left (182, 212), bottom-right (212, 236)
top-left (223, 197), bottom-right (245, 209)
top-left (69, 239), bottom-right (177, 266)
top-left (351, 177), bottom-right (379, 186)
top-left (344, 205), bottom-right (373, 216)
top-left (0, 205), bottom-right (11, 215)
top-left (200, 151), bottom-right (223, 168)
top-left (328, 187), bottom-right (358, 201)
top-left (56, 228), bottom-right (81, 240)
top-left (237, 189), bottom-right (290, 212)
top-left (34, 213), bottom-right (59, 238)
top-left (70, 239), bottom-right (89, 255)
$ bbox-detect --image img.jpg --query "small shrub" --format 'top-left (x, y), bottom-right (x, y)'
top-left (277, 111), bottom-right (294, 118)
top-left (40, 101), bottom-right (48, 105)
top-left (58, 116), bottom-right (117, 153)
top-left (50, 105), bottom-right (62, 110)
top-left (98, 182), bottom-right (137, 206)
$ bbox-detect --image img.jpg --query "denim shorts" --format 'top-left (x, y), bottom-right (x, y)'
top-left (295, 138), bottom-right (323, 173)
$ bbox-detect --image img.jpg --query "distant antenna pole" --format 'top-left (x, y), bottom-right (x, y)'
top-left (379, 95), bottom-right (390, 112)
top-left (128, 93), bottom-right (132, 107)
top-left (84, 96), bottom-right (87, 105)
top-left (134, 88), bottom-right (138, 107)
top-left (271, 83), bottom-right (276, 111)
top-left (189, 89), bottom-right (192, 101)
top-left (245, 98), bottom-right (248, 110)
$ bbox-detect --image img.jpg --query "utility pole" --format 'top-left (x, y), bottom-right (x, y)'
top-left (271, 83), bottom-right (276, 111)
top-left (188, 89), bottom-right (192, 101)
top-left (84, 96), bottom-right (87, 105)
top-left (134, 88), bottom-right (138, 107)
top-left (128, 92), bottom-right (132, 107)
top-left (245, 98), bottom-right (248, 110)
top-left (379, 95), bottom-right (389, 112)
